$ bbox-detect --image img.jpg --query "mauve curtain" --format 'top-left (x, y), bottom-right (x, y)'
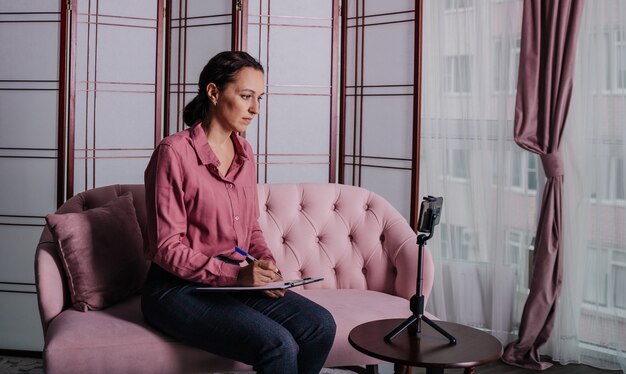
top-left (502, 0), bottom-right (585, 370)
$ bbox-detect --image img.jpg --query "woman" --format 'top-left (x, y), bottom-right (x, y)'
top-left (142, 51), bottom-right (336, 374)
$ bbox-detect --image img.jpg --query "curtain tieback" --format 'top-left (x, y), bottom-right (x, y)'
top-left (540, 151), bottom-right (564, 178)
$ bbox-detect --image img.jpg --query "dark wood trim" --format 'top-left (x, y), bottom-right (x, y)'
top-left (409, 0), bottom-right (423, 231)
top-left (241, 0), bottom-right (248, 51)
top-left (66, 0), bottom-right (78, 199)
top-left (328, 0), bottom-right (339, 183)
top-left (231, 0), bottom-right (239, 50)
top-left (357, 0), bottom-right (365, 187)
top-left (163, 1), bottom-right (172, 138)
top-left (155, 0), bottom-right (165, 146)
top-left (338, 0), bottom-right (347, 184)
top-left (56, 0), bottom-right (69, 207)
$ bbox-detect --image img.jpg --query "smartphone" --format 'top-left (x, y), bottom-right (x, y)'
top-left (417, 196), bottom-right (443, 233)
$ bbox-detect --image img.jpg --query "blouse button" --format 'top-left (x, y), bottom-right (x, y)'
top-left (234, 215), bottom-right (240, 221)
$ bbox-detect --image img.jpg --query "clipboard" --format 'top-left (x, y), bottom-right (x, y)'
top-left (194, 277), bottom-right (323, 292)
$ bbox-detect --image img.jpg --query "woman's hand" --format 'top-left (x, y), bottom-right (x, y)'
top-left (236, 260), bottom-right (285, 298)
top-left (236, 260), bottom-right (284, 293)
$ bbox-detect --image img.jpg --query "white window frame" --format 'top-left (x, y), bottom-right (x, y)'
top-left (444, 0), bottom-right (474, 12)
top-left (444, 55), bottom-right (472, 95)
top-left (493, 36), bottom-right (520, 95)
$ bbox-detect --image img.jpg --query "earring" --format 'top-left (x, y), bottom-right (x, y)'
top-left (212, 100), bottom-right (217, 106)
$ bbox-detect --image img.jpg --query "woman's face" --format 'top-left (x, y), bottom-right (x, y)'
top-left (209, 67), bottom-right (265, 133)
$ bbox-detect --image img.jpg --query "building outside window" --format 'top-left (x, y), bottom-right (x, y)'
top-left (444, 55), bottom-right (472, 94)
top-left (445, 0), bottom-right (474, 12)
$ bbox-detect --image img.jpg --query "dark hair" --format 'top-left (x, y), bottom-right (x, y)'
top-left (182, 51), bottom-right (264, 127)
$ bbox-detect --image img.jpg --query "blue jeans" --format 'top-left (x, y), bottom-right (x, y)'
top-left (141, 264), bottom-right (336, 374)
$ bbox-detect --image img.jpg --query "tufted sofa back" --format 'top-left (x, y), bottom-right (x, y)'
top-left (257, 184), bottom-right (424, 299)
top-left (36, 183), bottom-right (431, 333)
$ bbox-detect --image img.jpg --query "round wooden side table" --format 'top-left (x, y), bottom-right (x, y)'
top-left (349, 318), bottom-right (503, 374)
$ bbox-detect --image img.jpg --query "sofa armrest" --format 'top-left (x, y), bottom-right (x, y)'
top-left (35, 229), bottom-right (69, 335)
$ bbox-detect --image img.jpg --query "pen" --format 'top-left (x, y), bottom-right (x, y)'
top-left (235, 247), bottom-right (282, 278)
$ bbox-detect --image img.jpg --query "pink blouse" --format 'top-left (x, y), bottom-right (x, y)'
top-left (144, 124), bottom-right (275, 286)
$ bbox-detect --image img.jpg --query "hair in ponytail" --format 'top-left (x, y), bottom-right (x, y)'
top-left (182, 51), bottom-right (264, 127)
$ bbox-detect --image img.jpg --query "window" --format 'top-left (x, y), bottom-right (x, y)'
top-left (444, 55), bottom-right (471, 94)
top-left (617, 30), bottom-right (626, 91)
top-left (505, 229), bottom-right (532, 289)
top-left (591, 29), bottom-right (626, 94)
top-left (595, 155), bottom-right (625, 204)
top-left (445, 0), bottom-right (473, 11)
top-left (440, 223), bottom-right (479, 261)
top-left (447, 149), bottom-right (470, 180)
top-left (509, 149), bottom-right (538, 194)
top-left (493, 37), bottom-right (521, 94)
top-left (583, 246), bottom-right (626, 312)
top-left (527, 152), bottom-right (538, 192)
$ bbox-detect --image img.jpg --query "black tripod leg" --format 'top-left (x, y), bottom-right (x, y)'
top-left (384, 315), bottom-right (417, 342)
top-left (421, 315), bottom-right (457, 344)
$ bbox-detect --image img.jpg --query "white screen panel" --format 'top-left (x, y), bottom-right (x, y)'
top-left (95, 92), bottom-right (155, 149)
top-left (361, 96), bottom-right (413, 159)
top-left (98, 0), bottom-right (158, 19)
top-left (265, 0), bottom-right (332, 19)
top-left (94, 158), bottom-right (150, 186)
top-left (187, 0), bottom-right (231, 16)
top-left (362, 22), bottom-right (414, 86)
top-left (362, 0), bottom-right (415, 16)
top-left (266, 95), bottom-right (330, 154)
top-left (268, 27), bottom-right (332, 86)
top-left (0, 23), bottom-right (59, 80)
top-left (0, 1), bottom-right (58, 13)
top-left (72, 0), bottom-right (161, 193)
top-left (185, 24), bottom-right (233, 80)
top-left (167, 0), bottom-right (231, 134)
top-left (97, 25), bottom-right (157, 84)
top-left (247, 0), bottom-right (337, 183)
top-left (361, 167), bottom-right (412, 220)
top-left (0, 293), bottom-right (44, 351)
top-left (0, 159), bottom-right (57, 217)
top-left (0, 226), bottom-right (43, 284)
top-left (266, 164), bottom-right (329, 184)
top-left (0, 91), bottom-right (58, 149)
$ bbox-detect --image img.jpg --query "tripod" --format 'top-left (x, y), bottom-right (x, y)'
top-left (384, 209), bottom-right (456, 344)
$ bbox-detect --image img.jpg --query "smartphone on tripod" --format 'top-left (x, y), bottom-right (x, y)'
top-left (417, 196), bottom-right (443, 234)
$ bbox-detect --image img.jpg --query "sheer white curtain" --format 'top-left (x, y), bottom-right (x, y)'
top-left (553, 0), bottom-right (626, 370)
top-left (421, 0), bottom-right (625, 370)
top-left (420, 0), bottom-right (529, 343)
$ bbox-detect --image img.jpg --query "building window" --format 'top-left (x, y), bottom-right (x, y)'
top-left (444, 55), bottom-right (472, 94)
top-left (584, 246), bottom-right (626, 311)
top-left (583, 247), bottom-right (609, 307)
top-left (447, 148), bottom-right (470, 180)
top-left (527, 152), bottom-right (538, 192)
top-left (595, 156), bottom-right (626, 204)
top-left (493, 37), bottom-right (521, 94)
top-left (505, 229), bottom-right (532, 289)
top-left (509, 149), bottom-right (538, 194)
top-left (440, 223), bottom-right (479, 261)
top-left (591, 29), bottom-right (626, 94)
top-left (445, 0), bottom-right (473, 11)
top-left (617, 29), bottom-right (626, 91)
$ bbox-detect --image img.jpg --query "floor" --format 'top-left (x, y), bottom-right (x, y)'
top-left (0, 355), bottom-right (620, 374)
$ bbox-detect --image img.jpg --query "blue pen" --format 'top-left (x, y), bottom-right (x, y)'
top-left (235, 247), bottom-right (282, 277)
top-left (235, 246), bottom-right (257, 262)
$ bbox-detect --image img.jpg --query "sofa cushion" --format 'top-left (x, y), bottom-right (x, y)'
top-left (46, 193), bottom-right (146, 311)
top-left (43, 290), bottom-right (428, 372)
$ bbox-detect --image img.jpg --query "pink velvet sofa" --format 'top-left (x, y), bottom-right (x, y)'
top-left (35, 183), bottom-right (434, 373)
